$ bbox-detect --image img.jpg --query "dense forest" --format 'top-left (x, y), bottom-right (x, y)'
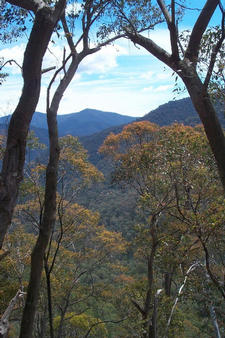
top-left (1, 1), bottom-right (225, 337)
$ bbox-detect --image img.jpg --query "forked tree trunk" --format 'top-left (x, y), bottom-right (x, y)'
top-left (19, 105), bottom-right (60, 338)
top-left (20, 54), bottom-right (79, 338)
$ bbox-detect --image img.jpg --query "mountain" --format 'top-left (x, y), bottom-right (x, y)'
top-left (141, 97), bottom-right (225, 127)
top-left (57, 109), bottom-right (138, 136)
top-left (0, 108), bottom-right (137, 137)
top-left (1, 97), bottom-right (224, 160)
top-left (80, 97), bottom-right (225, 164)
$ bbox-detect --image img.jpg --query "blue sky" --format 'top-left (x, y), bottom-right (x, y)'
top-left (0, 1), bottom-right (223, 117)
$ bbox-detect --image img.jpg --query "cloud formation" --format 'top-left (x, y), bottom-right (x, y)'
top-left (0, 28), bottom-right (185, 117)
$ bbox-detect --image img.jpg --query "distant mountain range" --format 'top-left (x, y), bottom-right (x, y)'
top-left (142, 97), bottom-right (225, 126)
top-left (0, 108), bottom-right (137, 137)
top-left (80, 97), bottom-right (225, 163)
top-left (1, 97), bottom-right (224, 162)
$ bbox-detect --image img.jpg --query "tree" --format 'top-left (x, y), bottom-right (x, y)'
top-left (0, 0), bottom-right (67, 249)
top-left (15, 1), bottom-right (136, 334)
top-left (113, 0), bottom-right (225, 191)
top-left (100, 121), bottom-right (225, 337)
top-left (3, 136), bottom-right (126, 337)
top-left (17, 133), bottom-right (103, 337)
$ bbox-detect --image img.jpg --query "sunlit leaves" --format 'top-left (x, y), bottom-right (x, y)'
top-left (59, 135), bottom-right (104, 185)
top-left (53, 312), bottom-right (108, 337)
top-left (100, 120), bottom-right (225, 332)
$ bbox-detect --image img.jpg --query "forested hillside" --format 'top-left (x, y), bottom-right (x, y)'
top-left (0, 108), bottom-right (137, 137)
top-left (1, 1), bottom-right (225, 337)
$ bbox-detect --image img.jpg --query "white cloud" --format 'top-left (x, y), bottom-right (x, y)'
top-left (142, 86), bottom-right (154, 92)
top-left (149, 29), bottom-right (171, 53)
top-left (65, 2), bottom-right (82, 16)
top-left (78, 44), bottom-right (127, 75)
top-left (154, 84), bottom-right (173, 92)
top-left (0, 27), bottom-right (178, 118)
top-left (140, 71), bottom-right (154, 80)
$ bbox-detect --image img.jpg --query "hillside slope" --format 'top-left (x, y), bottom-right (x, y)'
top-left (0, 108), bottom-right (137, 137)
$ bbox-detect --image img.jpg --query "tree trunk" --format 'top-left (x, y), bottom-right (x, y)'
top-left (44, 263), bottom-right (54, 338)
top-left (180, 66), bottom-right (225, 192)
top-left (19, 54), bottom-right (79, 338)
top-left (19, 104), bottom-right (60, 337)
top-left (124, 10), bottom-right (225, 192)
top-left (164, 272), bottom-right (172, 297)
top-left (209, 305), bottom-right (221, 338)
top-left (0, 3), bottom-right (65, 249)
top-left (143, 217), bottom-right (158, 338)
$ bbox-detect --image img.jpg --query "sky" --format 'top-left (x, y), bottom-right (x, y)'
top-left (0, 1), bottom-right (223, 118)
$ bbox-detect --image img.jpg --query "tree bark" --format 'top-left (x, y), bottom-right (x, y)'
top-left (0, 289), bottom-right (26, 338)
top-left (19, 51), bottom-right (81, 337)
top-left (209, 305), bottom-right (221, 338)
top-left (19, 104), bottom-right (60, 338)
top-left (180, 68), bottom-right (225, 192)
top-left (124, 1), bottom-right (225, 192)
top-left (0, 1), bottom-right (66, 249)
top-left (142, 217), bottom-right (158, 338)
top-left (124, 47), bottom-right (225, 193)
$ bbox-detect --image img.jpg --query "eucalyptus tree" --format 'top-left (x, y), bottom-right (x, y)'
top-left (113, 0), bottom-right (225, 191)
top-left (0, 0), bottom-right (67, 250)
top-left (15, 1), bottom-right (134, 337)
top-left (100, 121), bottom-right (225, 337)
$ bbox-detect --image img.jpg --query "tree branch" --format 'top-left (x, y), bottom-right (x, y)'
top-left (157, 0), bottom-right (171, 24)
top-left (84, 316), bottom-right (128, 338)
top-left (131, 299), bottom-right (145, 317)
top-left (185, 0), bottom-right (219, 65)
top-left (204, 16), bottom-right (225, 88)
top-left (6, 0), bottom-right (46, 12)
top-left (199, 237), bottom-right (225, 300)
top-left (0, 59), bottom-right (22, 72)
top-left (0, 290), bottom-right (26, 337)
top-left (124, 28), bottom-right (173, 69)
top-left (61, 14), bottom-right (77, 54)
top-left (163, 262), bottom-right (198, 338)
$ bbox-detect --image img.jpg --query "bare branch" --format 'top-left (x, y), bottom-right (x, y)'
top-left (61, 14), bottom-right (77, 54)
top-left (41, 66), bottom-right (56, 74)
top-left (131, 299), bottom-right (145, 317)
top-left (157, 0), bottom-right (171, 24)
top-left (204, 17), bottom-right (225, 88)
top-left (164, 262), bottom-right (199, 338)
top-left (199, 237), bottom-right (225, 300)
top-left (46, 53), bottom-right (72, 110)
top-left (124, 28), bottom-right (172, 69)
top-left (83, 317), bottom-right (129, 338)
top-left (0, 289), bottom-right (26, 337)
top-left (0, 59), bottom-right (22, 72)
top-left (185, 0), bottom-right (219, 65)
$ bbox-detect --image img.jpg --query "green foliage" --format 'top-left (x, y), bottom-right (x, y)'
top-left (98, 0), bottom-right (163, 40)
top-left (0, 58), bottom-right (8, 85)
top-left (53, 312), bottom-right (108, 337)
top-left (101, 120), bottom-right (225, 336)
top-left (179, 26), bottom-right (225, 103)
top-left (0, 2), bottom-right (28, 43)
top-left (2, 116), bottom-right (225, 336)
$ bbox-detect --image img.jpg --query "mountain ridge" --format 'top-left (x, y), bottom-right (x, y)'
top-left (0, 108), bottom-right (137, 137)
top-left (1, 97), bottom-right (224, 162)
